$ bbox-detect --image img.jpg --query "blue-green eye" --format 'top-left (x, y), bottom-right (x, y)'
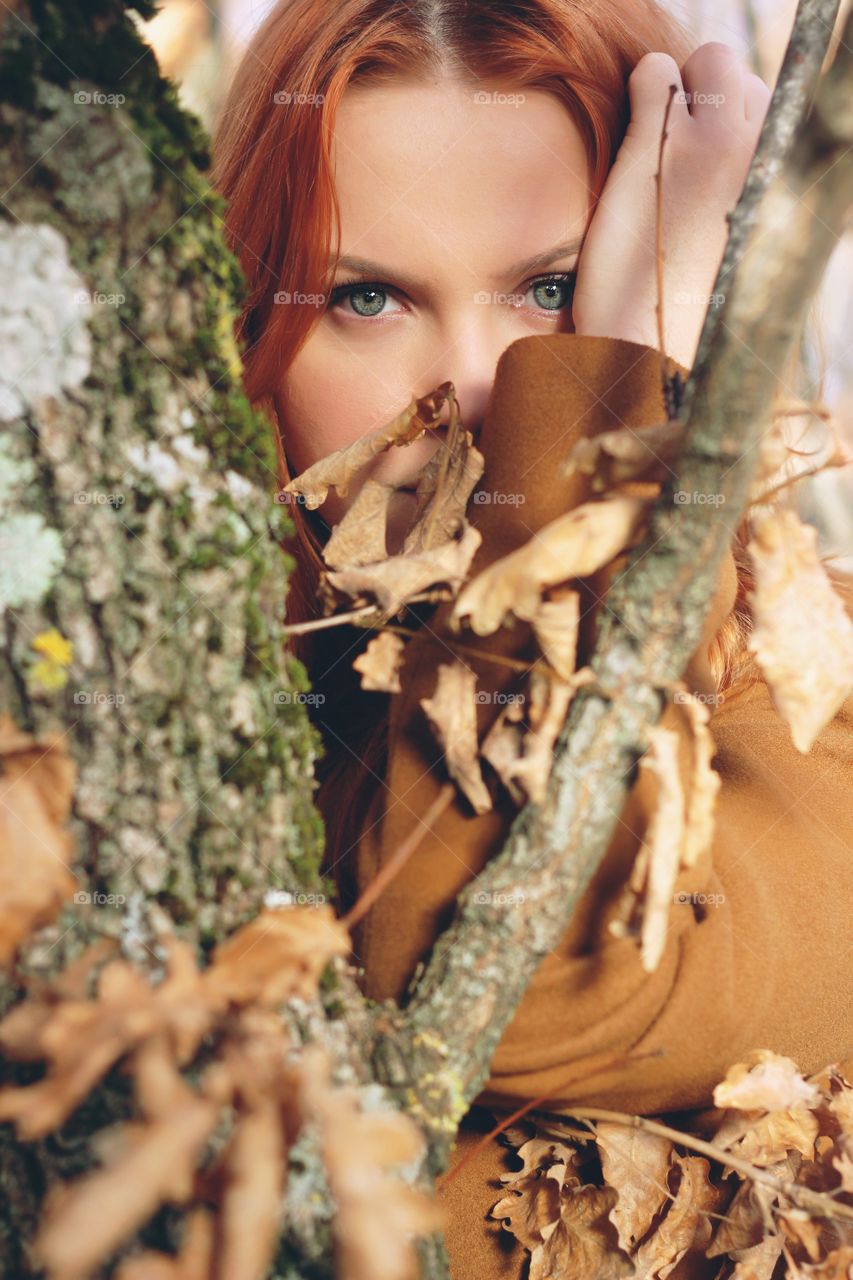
top-left (330, 283), bottom-right (402, 318)
top-left (528, 273), bottom-right (575, 312)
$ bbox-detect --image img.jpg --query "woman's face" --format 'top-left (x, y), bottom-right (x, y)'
top-left (276, 75), bottom-right (593, 550)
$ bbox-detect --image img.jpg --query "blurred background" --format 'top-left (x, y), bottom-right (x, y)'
top-left (132, 0), bottom-right (853, 567)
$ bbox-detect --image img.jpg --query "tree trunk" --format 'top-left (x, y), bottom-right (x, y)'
top-left (0, 1), bottom-right (325, 1270)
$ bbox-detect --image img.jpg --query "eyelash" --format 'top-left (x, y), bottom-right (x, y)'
top-left (327, 272), bottom-right (577, 320)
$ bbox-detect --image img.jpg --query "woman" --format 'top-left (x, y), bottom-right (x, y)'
top-left (213, 3), bottom-right (853, 1275)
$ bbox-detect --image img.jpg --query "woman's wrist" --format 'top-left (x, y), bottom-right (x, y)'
top-left (573, 311), bottom-right (698, 373)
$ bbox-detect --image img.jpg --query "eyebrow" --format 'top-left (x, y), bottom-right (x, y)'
top-left (329, 236), bottom-right (584, 289)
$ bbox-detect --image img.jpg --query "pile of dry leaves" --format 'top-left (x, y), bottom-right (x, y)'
top-left (489, 1049), bottom-right (853, 1280)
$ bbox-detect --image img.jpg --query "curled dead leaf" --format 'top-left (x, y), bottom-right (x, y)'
top-left (420, 662), bottom-right (492, 815)
top-left (299, 1044), bottom-right (443, 1280)
top-left (609, 723), bottom-right (686, 973)
top-left (595, 1120), bottom-right (673, 1252)
top-left (0, 715), bottom-right (77, 967)
top-left (564, 421), bottom-right (683, 490)
top-left (283, 383), bottom-right (452, 509)
top-left (451, 495), bottom-right (648, 636)
top-left (747, 508), bottom-right (853, 753)
top-left (325, 523), bottom-right (482, 622)
top-left (353, 632), bottom-right (406, 694)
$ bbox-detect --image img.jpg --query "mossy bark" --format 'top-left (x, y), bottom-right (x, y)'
top-left (0, 2), bottom-right (329, 1271)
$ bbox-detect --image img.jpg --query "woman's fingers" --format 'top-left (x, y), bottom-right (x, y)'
top-left (680, 41), bottom-right (746, 121)
top-left (744, 71), bottom-right (772, 123)
top-left (627, 51), bottom-right (690, 145)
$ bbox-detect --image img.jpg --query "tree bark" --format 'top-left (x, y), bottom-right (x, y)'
top-left (0, 2), bottom-right (327, 1271)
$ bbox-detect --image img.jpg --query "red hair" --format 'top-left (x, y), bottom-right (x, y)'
top-left (211, 0), bottom-right (844, 904)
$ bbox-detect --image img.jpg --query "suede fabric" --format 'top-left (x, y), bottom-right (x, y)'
top-left (345, 334), bottom-right (853, 1277)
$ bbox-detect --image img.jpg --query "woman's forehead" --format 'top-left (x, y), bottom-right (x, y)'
top-left (329, 77), bottom-right (591, 283)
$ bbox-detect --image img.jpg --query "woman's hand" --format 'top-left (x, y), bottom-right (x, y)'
top-left (571, 42), bottom-right (771, 371)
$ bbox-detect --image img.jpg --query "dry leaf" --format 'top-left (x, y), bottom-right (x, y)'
top-left (481, 667), bottom-right (593, 807)
top-left (533, 1184), bottom-right (632, 1280)
top-left (492, 1163), bottom-right (577, 1253)
top-left (706, 1177), bottom-right (777, 1257)
top-left (0, 715), bottom-right (77, 966)
top-left (503, 667), bottom-right (587, 807)
top-left (632, 1154), bottom-right (728, 1278)
top-left (299, 1044), bottom-right (443, 1280)
top-left (726, 1109), bottom-right (820, 1168)
top-left (713, 1052), bottom-right (822, 1114)
top-left (323, 479), bottom-right (396, 569)
top-left (609, 723), bottom-right (686, 973)
top-left (218, 1097), bottom-right (285, 1280)
top-left (420, 662), bottom-right (492, 814)
top-left (728, 1232), bottom-right (784, 1280)
top-left (672, 689), bottom-right (721, 869)
top-left (500, 1137), bottom-right (583, 1184)
top-left (564, 421), bottom-right (683, 489)
top-left (402, 392), bottom-right (484, 554)
top-left (531, 589), bottom-right (581, 680)
top-left (480, 697), bottom-right (528, 807)
top-left (799, 1244), bottom-right (853, 1277)
top-left (595, 1120), bottom-right (673, 1251)
top-left (353, 632), bottom-right (405, 693)
top-left (747, 508), bottom-right (853, 752)
top-left (451, 495), bottom-right (648, 635)
top-left (33, 1049), bottom-right (219, 1280)
top-left (283, 383), bottom-right (452, 508)
top-left (207, 905), bottom-right (351, 1006)
top-left (325, 523), bottom-right (482, 621)
top-left (114, 1208), bottom-right (215, 1280)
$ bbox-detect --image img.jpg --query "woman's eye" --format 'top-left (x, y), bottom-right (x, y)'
top-left (526, 273), bottom-right (576, 312)
top-left (330, 283), bottom-right (403, 319)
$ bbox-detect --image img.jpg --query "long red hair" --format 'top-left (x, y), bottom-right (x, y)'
top-left (211, 0), bottom-right (839, 907)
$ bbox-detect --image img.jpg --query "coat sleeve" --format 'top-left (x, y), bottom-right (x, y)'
top-left (349, 332), bottom-right (853, 1116)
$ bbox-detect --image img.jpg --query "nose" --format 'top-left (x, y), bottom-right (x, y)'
top-left (429, 341), bottom-right (504, 441)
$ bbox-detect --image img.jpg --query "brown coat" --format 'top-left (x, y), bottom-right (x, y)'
top-left (347, 335), bottom-right (853, 1277)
